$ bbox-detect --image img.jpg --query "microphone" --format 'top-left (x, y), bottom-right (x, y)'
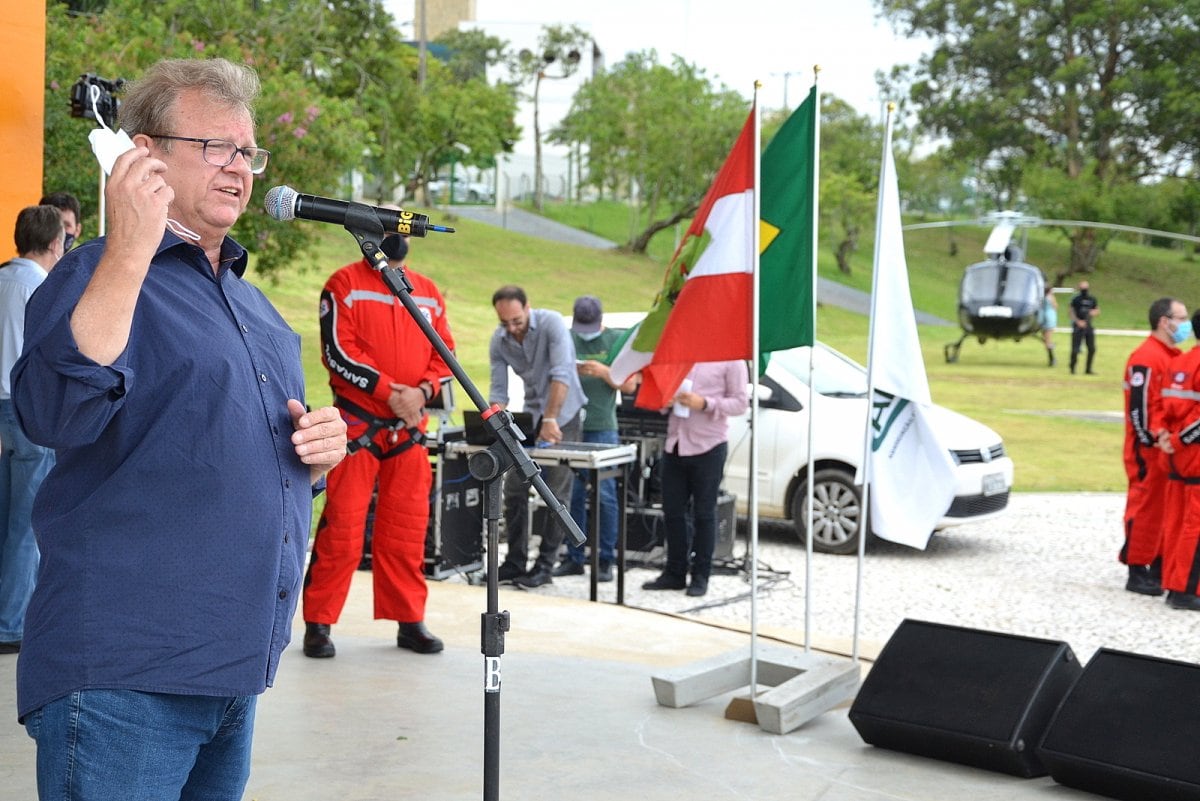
top-left (263, 185), bottom-right (455, 237)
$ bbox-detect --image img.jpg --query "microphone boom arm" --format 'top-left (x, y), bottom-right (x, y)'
top-left (338, 203), bottom-right (585, 547)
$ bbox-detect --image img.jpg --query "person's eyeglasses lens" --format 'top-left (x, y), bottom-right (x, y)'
top-left (201, 139), bottom-right (269, 174)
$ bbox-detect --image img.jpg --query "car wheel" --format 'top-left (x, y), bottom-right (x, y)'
top-left (468, 190), bottom-right (480, 202)
top-left (791, 468), bottom-right (864, 555)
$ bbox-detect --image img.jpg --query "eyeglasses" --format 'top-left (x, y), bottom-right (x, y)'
top-left (147, 134), bottom-right (270, 175)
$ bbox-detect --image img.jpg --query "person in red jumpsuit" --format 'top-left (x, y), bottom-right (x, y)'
top-left (1158, 308), bottom-right (1200, 610)
top-left (302, 231), bottom-right (454, 657)
top-left (1122, 297), bottom-right (1188, 596)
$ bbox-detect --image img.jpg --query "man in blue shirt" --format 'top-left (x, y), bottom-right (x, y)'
top-left (0, 205), bottom-right (65, 654)
top-left (489, 285), bottom-right (586, 588)
top-left (12, 58), bottom-right (347, 800)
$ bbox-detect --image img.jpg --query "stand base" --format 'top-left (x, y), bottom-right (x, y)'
top-left (651, 645), bottom-right (860, 735)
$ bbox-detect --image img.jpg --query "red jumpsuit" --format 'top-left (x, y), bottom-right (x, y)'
top-left (303, 258), bottom-right (454, 624)
top-left (1160, 348), bottom-right (1200, 595)
top-left (1122, 335), bottom-right (1180, 566)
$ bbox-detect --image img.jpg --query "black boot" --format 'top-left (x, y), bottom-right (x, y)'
top-left (1126, 563), bottom-right (1164, 596)
top-left (397, 621), bottom-right (444, 654)
top-left (1166, 591), bottom-right (1200, 610)
top-left (1047, 347), bottom-right (1056, 367)
top-left (303, 622), bottom-right (335, 658)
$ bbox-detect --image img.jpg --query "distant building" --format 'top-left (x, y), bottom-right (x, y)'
top-left (415, 0), bottom-right (474, 40)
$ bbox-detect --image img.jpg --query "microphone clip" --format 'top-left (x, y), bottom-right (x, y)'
top-left (344, 203), bottom-right (413, 293)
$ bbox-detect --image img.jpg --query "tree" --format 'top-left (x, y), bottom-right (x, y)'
top-left (813, 97), bottom-right (880, 274)
top-left (43, 0), bottom-right (517, 275)
top-left (878, 0), bottom-right (1200, 276)
top-left (508, 24), bottom-right (593, 211)
top-left (45, 0), bottom-right (371, 277)
top-left (400, 66), bottom-right (519, 204)
top-left (434, 28), bottom-right (509, 84)
top-left (550, 51), bottom-right (747, 253)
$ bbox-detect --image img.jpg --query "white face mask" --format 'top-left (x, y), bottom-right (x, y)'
top-left (166, 218), bottom-right (201, 242)
top-left (576, 329), bottom-right (603, 341)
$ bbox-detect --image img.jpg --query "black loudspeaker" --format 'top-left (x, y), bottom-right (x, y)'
top-left (425, 442), bottom-right (484, 578)
top-left (849, 619), bottom-right (1081, 778)
top-left (1037, 648), bottom-right (1200, 801)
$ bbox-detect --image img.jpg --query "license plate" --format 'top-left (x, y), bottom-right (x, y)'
top-left (978, 305), bottom-right (1013, 318)
top-left (982, 472), bottom-right (1006, 496)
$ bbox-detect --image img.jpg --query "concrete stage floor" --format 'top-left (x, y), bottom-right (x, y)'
top-left (0, 574), bottom-right (1103, 801)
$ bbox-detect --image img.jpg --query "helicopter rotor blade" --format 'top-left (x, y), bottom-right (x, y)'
top-left (1038, 219), bottom-right (1200, 245)
top-left (903, 214), bottom-right (1200, 245)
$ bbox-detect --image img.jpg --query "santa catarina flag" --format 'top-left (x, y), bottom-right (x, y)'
top-left (610, 107), bottom-right (757, 409)
top-left (760, 85), bottom-right (817, 356)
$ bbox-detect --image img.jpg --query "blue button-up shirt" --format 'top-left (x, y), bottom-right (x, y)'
top-left (12, 232), bottom-right (313, 719)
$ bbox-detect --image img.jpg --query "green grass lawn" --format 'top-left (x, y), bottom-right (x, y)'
top-left (252, 203), bottom-right (1191, 495)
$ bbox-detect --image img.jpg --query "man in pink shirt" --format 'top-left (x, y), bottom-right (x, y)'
top-left (642, 360), bottom-right (749, 597)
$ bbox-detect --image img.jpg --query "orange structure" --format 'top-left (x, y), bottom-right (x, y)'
top-left (2, 1), bottom-right (47, 255)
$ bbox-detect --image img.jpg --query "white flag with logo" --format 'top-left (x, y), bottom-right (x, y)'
top-left (864, 141), bottom-right (956, 549)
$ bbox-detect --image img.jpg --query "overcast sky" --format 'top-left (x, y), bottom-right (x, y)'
top-left (383, 1), bottom-right (932, 174)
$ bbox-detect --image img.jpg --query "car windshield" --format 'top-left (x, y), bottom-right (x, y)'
top-left (768, 345), bottom-right (868, 397)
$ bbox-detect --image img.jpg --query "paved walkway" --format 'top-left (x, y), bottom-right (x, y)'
top-left (449, 205), bottom-right (620, 250)
top-left (0, 575), bottom-right (1105, 801)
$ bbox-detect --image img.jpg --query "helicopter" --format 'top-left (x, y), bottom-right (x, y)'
top-left (905, 210), bottom-right (1200, 363)
top-left (943, 212), bottom-right (1043, 363)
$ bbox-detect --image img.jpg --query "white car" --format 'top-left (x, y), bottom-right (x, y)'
top-left (427, 175), bottom-right (494, 204)
top-left (722, 343), bottom-right (1013, 553)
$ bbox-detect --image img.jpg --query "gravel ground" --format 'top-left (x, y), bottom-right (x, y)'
top-left (475, 493), bottom-right (1200, 666)
top-left (439, 212), bottom-right (1178, 665)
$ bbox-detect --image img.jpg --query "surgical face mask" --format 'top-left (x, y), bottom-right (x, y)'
top-left (576, 329), bottom-right (603, 341)
top-left (1173, 319), bottom-right (1193, 344)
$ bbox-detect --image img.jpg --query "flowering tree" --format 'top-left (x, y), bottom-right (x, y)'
top-left (42, 0), bottom-right (514, 277)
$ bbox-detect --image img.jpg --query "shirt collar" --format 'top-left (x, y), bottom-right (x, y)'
top-left (152, 230), bottom-right (250, 278)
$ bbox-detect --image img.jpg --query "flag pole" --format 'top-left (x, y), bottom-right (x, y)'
top-left (856, 102), bottom-right (896, 662)
top-left (652, 88), bottom-right (859, 730)
top-left (802, 65), bottom-right (821, 655)
top-left (749, 85), bottom-right (762, 699)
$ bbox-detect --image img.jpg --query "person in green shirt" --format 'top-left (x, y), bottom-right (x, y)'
top-left (553, 296), bottom-right (637, 581)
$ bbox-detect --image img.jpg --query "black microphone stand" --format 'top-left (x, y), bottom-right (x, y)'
top-left (339, 204), bottom-right (585, 801)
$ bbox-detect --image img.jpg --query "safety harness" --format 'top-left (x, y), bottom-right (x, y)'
top-left (335, 395), bottom-right (426, 461)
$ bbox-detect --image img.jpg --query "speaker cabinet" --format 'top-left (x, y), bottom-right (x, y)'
top-left (1037, 648), bottom-right (1200, 801)
top-left (849, 619), bottom-right (1081, 777)
top-left (424, 451), bottom-right (484, 578)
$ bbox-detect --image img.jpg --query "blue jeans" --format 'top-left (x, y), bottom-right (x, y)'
top-left (661, 442), bottom-right (727, 582)
top-left (0, 398), bottom-right (54, 641)
top-left (24, 689), bottom-right (257, 801)
top-left (567, 429), bottom-right (620, 565)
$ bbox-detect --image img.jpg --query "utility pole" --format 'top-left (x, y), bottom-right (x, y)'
top-left (417, 0), bottom-right (427, 87)
top-left (771, 70), bottom-right (798, 113)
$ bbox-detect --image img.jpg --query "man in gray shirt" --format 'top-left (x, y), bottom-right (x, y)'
top-left (0, 206), bottom-right (65, 652)
top-left (489, 285), bottom-right (586, 587)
